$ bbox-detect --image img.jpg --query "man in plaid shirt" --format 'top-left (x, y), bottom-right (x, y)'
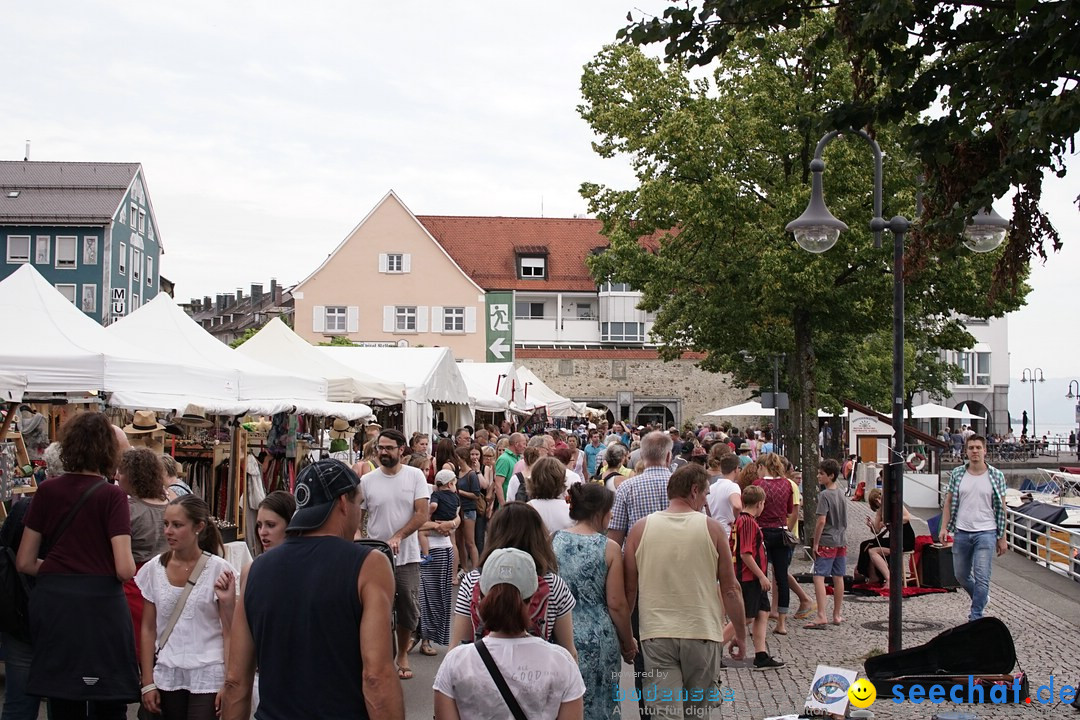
top-left (939, 434), bottom-right (1007, 621)
top-left (608, 430), bottom-right (673, 719)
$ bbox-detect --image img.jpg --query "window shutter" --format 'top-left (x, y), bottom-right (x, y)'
top-left (402, 254), bottom-right (412, 273)
top-left (416, 306), bottom-right (429, 333)
top-left (383, 306), bottom-right (395, 332)
top-left (465, 306), bottom-right (477, 333)
top-left (431, 306), bottom-right (443, 333)
top-left (312, 306), bottom-right (325, 333)
top-left (346, 306), bottom-right (359, 333)
top-left (378, 253), bottom-right (388, 272)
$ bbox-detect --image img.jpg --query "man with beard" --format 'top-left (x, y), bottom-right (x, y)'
top-left (360, 428), bottom-right (431, 680)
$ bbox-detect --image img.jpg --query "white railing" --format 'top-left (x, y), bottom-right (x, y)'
top-left (1004, 506), bottom-right (1080, 584)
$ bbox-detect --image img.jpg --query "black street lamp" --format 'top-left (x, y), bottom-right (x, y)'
top-left (787, 129), bottom-right (1008, 652)
top-left (1068, 381), bottom-right (1080, 455)
top-left (1020, 368), bottom-right (1045, 439)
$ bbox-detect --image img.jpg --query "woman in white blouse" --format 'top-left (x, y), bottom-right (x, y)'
top-left (527, 458), bottom-right (573, 534)
top-left (137, 496), bottom-right (235, 720)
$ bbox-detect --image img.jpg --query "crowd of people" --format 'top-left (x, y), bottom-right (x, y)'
top-left (0, 412), bottom-right (1009, 720)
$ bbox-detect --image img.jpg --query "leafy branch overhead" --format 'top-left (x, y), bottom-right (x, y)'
top-left (618, 0), bottom-right (1075, 295)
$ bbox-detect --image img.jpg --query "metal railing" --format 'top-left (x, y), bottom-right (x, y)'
top-left (1004, 506), bottom-right (1080, 584)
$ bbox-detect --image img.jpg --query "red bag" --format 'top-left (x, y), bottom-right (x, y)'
top-left (470, 574), bottom-right (552, 641)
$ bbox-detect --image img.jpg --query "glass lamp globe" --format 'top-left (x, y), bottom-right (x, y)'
top-left (962, 206), bottom-right (1009, 253)
top-left (793, 226), bottom-right (842, 253)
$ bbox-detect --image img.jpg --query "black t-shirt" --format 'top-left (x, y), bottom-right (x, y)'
top-left (431, 489), bottom-right (461, 521)
top-left (456, 471), bottom-right (480, 513)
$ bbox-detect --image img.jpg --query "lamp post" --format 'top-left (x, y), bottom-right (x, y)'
top-left (1020, 368), bottom-right (1045, 440)
top-left (786, 129), bottom-right (1008, 653)
top-left (1068, 380), bottom-right (1080, 456)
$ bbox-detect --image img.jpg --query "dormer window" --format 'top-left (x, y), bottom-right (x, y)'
top-left (518, 255), bottom-right (546, 279)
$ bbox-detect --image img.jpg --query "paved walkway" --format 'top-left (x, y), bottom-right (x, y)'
top-left (617, 498), bottom-right (1080, 718)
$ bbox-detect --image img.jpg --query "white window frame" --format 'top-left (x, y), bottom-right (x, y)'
top-left (81, 284), bottom-right (97, 313)
top-left (118, 242), bottom-right (127, 275)
top-left (325, 306), bottom-right (347, 333)
top-left (601, 321), bottom-right (645, 343)
top-left (956, 351), bottom-right (991, 387)
top-left (519, 256), bottom-right (546, 279)
top-left (132, 248), bottom-right (141, 283)
top-left (443, 306), bottom-right (465, 333)
top-left (146, 255), bottom-right (153, 286)
top-left (387, 253), bottom-right (403, 273)
top-left (131, 294), bottom-right (141, 311)
top-left (138, 209), bottom-right (146, 233)
top-left (6, 235), bottom-right (30, 263)
top-left (395, 306), bottom-right (417, 332)
top-left (515, 301), bottom-right (545, 320)
top-left (131, 204), bottom-right (138, 231)
top-left (55, 283), bottom-right (77, 304)
top-left (35, 235), bottom-right (50, 264)
top-left (55, 236), bottom-right (78, 269)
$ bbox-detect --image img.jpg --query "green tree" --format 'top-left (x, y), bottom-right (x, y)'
top-left (619, 1), bottom-right (1075, 294)
top-left (578, 23), bottom-right (1025, 524)
top-left (318, 336), bottom-right (356, 347)
top-left (229, 326), bottom-right (259, 348)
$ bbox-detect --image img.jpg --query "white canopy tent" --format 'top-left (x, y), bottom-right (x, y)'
top-left (882, 403), bottom-right (982, 421)
top-left (236, 318), bottom-right (404, 404)
top-left (455, 362), bottom-right (514, 414)
top-left (321, 347), bottom-right (472, 436)
top-left (108, 295), bottom-right (371, 419)
top-left (706, 400), bottom-right (847, 418)
top-left (513, 366), bottom-right (587, 418)
top-left (0, 265), bottom-right (240, 404)
top-left (0, 372), bottom-right (27, 403)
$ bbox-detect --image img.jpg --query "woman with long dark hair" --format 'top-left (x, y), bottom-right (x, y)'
top-left (449, 503), bottom-right (576, 657)
top-left (454, 445), bottom-right (483, 573)
top-left (434, 549), bottom-right (585, 720)
top-left (136, 496), bottom-right (235, 720)
top-left (16, 412), bottom-right (139, 720)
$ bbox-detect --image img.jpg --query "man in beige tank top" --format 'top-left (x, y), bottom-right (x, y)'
top-left (624, 464), bottom-right (747, 718)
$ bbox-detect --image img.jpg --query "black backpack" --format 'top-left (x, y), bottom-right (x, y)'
top-left (514, 472), bottom-right (529, 502)
top-left (0, 500), bottom-right (33, 642)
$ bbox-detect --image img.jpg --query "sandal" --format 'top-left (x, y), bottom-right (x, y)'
top-left (804, 622), bottom-right (831, 630)
top-left (397, 666), bottom-right (414, 680)
top-left (420, 642), bottom-right (438, 656)
top-left (793, 604), bottom-right (817, 620)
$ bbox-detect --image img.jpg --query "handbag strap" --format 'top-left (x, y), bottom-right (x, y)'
top-left (42, 479), bottom-right (107, 556)
top-left (475, 639), bottom-right (529, 720)
top-left (157, 551), bottom-right (211, 654)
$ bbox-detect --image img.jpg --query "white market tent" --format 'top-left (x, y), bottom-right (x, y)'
top-left (455, 362), bottom-right (515, 414)
top-left (108, 295), bottom-right (371, 419)
top-left (706, 399), bottom-right (847, 418)
top-left (236, 318), bottom-right (404, 404)
top-left (910, 402), bottom-right (982, 420)
top-left (513, 366), bottom-right (587, 418)
top-left (0, 265), bottom-right (240, 405)
top-left (0, 372), bottom-right (27, 402)
top-left (321, 347), bottom-right (472, 436)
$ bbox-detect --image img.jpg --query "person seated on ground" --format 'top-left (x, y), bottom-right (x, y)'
top-left (854, 488), bottom-right (916, 585)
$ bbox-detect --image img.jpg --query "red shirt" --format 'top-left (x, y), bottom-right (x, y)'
top-left (753, 475), bottom-right (793, 528)
top-left (24, 473), bottom-right (131, 576)
top-left (731, 512), bottom-right (767, 582)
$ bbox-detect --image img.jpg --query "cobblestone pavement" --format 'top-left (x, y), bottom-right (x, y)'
top-left (619, 498), bottom-right (1080, 719)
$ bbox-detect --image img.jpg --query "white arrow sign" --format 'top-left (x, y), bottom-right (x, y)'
top-left (489, 337), bottom-right (510, 360)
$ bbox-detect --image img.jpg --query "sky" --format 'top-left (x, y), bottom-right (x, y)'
top-left (2, 1), bottom-right (1076, 381)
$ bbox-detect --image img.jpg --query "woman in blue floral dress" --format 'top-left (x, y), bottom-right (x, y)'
top-left (552, 483), bottom-right (637, 720)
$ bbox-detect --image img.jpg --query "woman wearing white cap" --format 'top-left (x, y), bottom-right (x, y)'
top-left (433, 548), bottom-right (585, 720)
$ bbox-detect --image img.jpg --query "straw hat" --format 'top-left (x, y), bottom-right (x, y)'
top-left (329, 418), bottom-right (355, 440)
top-left (123, 410), bottom-right (165, 435)
top-left (179, 404), bottom-right (213, 428)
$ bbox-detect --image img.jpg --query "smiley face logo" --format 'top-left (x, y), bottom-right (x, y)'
top-left (848, 678), bottom-right (876, 708)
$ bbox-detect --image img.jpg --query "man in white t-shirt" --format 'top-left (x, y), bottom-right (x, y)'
top-left (707, 454), bottom-right (743, 537)
top-left (360, 428), bottom-right (431, 680)
top-left (939, 434), bottom-right (1007, 621)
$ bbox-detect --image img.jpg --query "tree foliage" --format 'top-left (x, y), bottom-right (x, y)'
top-left (618, 1), bottom-right (1076, 295)
top-left (318, 335), bottom-right (356, 347)
top-left (578, 17), bottom-right (1027, 520)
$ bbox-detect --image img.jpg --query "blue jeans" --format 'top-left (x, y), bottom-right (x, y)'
top-left (1, 631), bottom-right (44, 720)
top-left (952, 529), bottom-right (996, 621)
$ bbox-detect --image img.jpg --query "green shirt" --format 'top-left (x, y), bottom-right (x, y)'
top-left (494, 449), bottom-right (521, 496)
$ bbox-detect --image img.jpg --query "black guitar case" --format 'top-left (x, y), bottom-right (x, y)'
top-left (865, 617), bottom-right (1029, 703)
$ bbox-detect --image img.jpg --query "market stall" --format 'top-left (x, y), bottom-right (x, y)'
top-left (512, 365), bottom-right (587, 418)
top-left (321, 346), bottom-right (473, 437)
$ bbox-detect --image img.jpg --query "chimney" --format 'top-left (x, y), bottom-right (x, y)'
top-left (251, 283), bottom-right (263, 304)
top-left (235, 288), bottom-right (243, 304)
top-left (24, 140), bottom-right (30, 161)
top-left (216, 294), bottom-right (225, 312)
top-left (270, 278), bottom-right (280, 304)
top-left (203, 296), bottom-right (212, 312)
top-left (190, 298), bottom-right (200, 312)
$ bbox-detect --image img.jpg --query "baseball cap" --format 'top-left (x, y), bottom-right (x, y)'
top-left (434, 469), bottom-right (456, 486)
top-left (288, 459), bottom-right (361, 532)
top-left (480, 548), bottom-right (538, 599)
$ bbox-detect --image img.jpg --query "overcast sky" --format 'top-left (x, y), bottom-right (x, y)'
top-left (3, 1), bottom-right (1076, 379)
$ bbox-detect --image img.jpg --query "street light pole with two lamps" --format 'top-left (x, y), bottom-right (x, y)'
top-left (786, 129), bottom-right (1008, 653)
top-left (1020, 368), bottom-right (1045, 441)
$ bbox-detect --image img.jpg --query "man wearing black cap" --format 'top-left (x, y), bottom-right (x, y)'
top-left (221, 460), bottom-right (403, 720)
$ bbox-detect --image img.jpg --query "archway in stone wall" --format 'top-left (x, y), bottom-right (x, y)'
top-left (635, 404), bottom-right (675, 429)
top-left (955, 400), bottom-right (992, 436)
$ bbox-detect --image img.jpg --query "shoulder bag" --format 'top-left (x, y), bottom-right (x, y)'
top-left (475, 638), bottom-right (529, 720)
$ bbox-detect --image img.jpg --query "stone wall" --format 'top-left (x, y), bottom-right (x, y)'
top-left (517, 356), bottom-right (751, 429)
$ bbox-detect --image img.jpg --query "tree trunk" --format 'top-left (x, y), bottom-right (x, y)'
top-left (793, 309), bottom-right (820, 532)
